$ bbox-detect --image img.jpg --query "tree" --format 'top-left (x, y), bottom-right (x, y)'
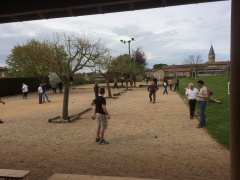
top-left (153, 63), bottom-right (168, 69)
top-left (94, 53), bottom-right (113, 98)
top-left (183, 54), bottom-right (203, 77)
top-left (132, 47), bottom-right (148, 86)
top-left (111, 54), bottom-right (135, 89)
top-left (6, 39), bottom-right (55, 81)
top-left (48, 33), bottom-right (109, 119)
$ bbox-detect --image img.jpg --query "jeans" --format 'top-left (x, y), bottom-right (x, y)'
top-left (189, 99), bottom-right (196, 117)
top-left (39, 93), bottom-right (43, 104)
top-left (198, 101), bottom-right (207, 126)
top-left (113, 83), bottom-right (119, 89)
top-left (174, 83), bottom-right (179, 91)
top-left (95, 92), bottom-right (98, 99)
top-left (163, 86), bottom-right (168, 94)
top-left (43, 92), bottom-right (50, 102)
top-left (23, 92), bottom-right (28, 98)
top-left (149, 92), bottom-right (156, 102)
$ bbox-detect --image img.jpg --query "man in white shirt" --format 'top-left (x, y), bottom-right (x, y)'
top-left (38, 84), bottom-right (43, 104)
top-left (185, 83), bottom-right (199, 119)
top-left (22, 83), bottom-right (28, 99)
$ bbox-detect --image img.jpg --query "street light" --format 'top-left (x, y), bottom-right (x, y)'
top-left (120, 38), bottom-right (135, 58)
top-left (120, 38), bottom-right (135, 86)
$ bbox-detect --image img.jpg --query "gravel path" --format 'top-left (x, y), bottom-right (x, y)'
top-left (0, 83), bottom-right (230, 180)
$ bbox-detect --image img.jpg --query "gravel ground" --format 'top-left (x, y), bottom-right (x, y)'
top-left (0, 83), bottom-right (230, 180)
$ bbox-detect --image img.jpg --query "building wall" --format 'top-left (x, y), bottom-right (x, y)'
top-left (0, 69), bottom-right (7, 78)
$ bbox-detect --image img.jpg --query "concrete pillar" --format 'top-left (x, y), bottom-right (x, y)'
top-left (230, 0), bottom-right (240, 179)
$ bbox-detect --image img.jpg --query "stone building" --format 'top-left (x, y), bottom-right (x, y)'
top-left (208, 44), bottom-right (215, 63)
top-left (0, 67), bottom-right (8, 78)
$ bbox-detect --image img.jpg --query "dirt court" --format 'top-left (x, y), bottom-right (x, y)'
top-left (0, 83), bottom-right (230, 180)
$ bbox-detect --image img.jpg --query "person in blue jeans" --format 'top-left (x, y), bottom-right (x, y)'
top-left (38, 84), bottom-right (43, 104)
top-left (196, 80), bottom-right (208, 128)
top-left (163, 78), bottom-right (168, 94)
top-left (42, 82), bottom-right (51, 102)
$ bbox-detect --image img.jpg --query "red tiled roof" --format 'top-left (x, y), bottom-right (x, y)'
top-left (0, 67), bottom-right (6, 70)
top-left (164, 68), bottom-right (191, 72)
top-left (206, 61), bottom-right (229, 65)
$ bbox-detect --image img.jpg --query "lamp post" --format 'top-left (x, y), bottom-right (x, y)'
top-left (120, 38), bottom-right (135, 59)
top-left (120, 38), bottom-right (135, 86)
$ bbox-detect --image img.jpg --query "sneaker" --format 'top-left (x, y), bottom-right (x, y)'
top-left (197, 125), bottom-right (203, 128)
top-left (99, 139), bottom-right (109, 145)
top-left (190, 116), bottom-right (193, 119)
top-left (0, 120), bottom-right (3, 123)
top-left (95, 137), bottom-right (100, 142)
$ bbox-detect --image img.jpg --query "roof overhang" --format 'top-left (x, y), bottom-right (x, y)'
top-left (0, 0), bottom-right (227, 24)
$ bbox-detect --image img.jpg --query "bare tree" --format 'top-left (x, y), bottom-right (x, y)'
top-left (184, 54), bottom-right (203, 77)
top-left (93, 53), bottom-right (113, 98)
top-left (49, 33), bottom-right (109, 120)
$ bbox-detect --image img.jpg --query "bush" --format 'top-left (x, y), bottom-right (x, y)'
top-left (0, 77), bottom-right (49, 97)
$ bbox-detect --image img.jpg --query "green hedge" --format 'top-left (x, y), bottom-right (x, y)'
top-left (0, 77), bottom-right (49, 97)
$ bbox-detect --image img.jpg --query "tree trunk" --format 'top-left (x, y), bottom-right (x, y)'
top-left (124, 75), bottom-right (128, 90)
top-left (62, 79), bottom-right (70, 119)
top-left (106, 74), bottom-right (112, 98)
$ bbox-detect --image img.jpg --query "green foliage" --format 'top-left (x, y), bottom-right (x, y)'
top-left (112, 54), bottom-right (145, 76)
top-left (178, 76), bottom-right (230, 149)
top-left (6, 39), bottom-right (56, 81)
top-left (153, 63), bottom-right (168, 69)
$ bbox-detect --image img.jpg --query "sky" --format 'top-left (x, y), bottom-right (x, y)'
top-left (0, 1), bottom-right (231, 70)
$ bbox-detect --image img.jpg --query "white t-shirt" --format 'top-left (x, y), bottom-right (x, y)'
top-left (22, 84), bottom-right (28, 92)
top-left (38, 87), bottom-right (43, 93)
top-left (185, 88), bottom-right (199, 100)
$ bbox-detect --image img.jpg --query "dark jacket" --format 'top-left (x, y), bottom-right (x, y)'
top-left (147, 84), bottom-right (158, 93)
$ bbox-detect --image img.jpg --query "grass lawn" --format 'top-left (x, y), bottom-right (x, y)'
top-left (178, 76), bottom-right (230, 149)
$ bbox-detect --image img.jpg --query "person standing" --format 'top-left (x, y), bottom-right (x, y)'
top-left (51, 81), bottom-right (57, 93)
top-left (42, 82), bottom-right (51, 102)
top-left (120, 79), bottom-right (124, 87)
top-left (94, 88), bottom-right (110, 145)
top-left (58, 82), bottom-right (63, 93)
top-left (153, 77), bottom-right (157, 86)
top-left (147, 82), bottom-right (159, 103)
top-left (113, 77), bottom-right (119, 89)
top-left (173, 78), bottom-right (179, 91)
top-left (163, 78), bottom-right (168, 94)
top-left (38, 84), bottom-right (43, 104)
top-left (0, 98), bottom-right (5, 123)
top-left (93, 82), bottom-right (99, 99)
top-left (185, 83), bottom-right (199, 119)
top-left (22, 83), bottom-right (28, 99)
top-left (196, 80), bottom-right (208, 128)
top-left (168, 78), bottom-right (173, 90)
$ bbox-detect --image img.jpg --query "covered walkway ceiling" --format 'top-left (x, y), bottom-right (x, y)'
top-left (0, 0), bottom-right (226, 24)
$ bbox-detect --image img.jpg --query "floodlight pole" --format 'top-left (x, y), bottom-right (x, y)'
top-left (120, 38), bottom-right (135, 86)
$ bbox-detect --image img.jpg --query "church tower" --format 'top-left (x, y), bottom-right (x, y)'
top-left (208, 44), bottom-right (215, 63)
